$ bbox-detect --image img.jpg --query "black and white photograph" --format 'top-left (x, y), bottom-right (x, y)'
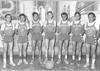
top-left (0, 0), bottom-right (100, 71)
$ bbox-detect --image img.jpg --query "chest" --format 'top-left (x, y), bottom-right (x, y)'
top-left (72, 24), bottom-right (82, 31)
top-left (59, 23), bottom-right (70, 32)
top-left (4, 24), bottom-right (13, 31)
top-left (18, 24), bottom-right (27, 30)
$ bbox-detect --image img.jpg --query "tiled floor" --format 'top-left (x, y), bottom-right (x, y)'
top-left (0, 55), bottom-right (100, 71)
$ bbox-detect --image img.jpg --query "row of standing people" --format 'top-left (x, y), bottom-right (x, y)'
top-left (0, 10), bottom-right (99, 70)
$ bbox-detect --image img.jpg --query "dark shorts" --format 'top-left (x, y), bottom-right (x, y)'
top-left (45, 32), bottom-right (55, 40)
top-left (32, 33), bottom-right (43, 41)
top-left (18, 36), bottom-right (28, 43)
top-left (58, 33), bottom-right (70, 41)
top-left (72, 35), bottom-right (83, 42)
top-left (85, 36), bottom-right (97, 44)
top-left (3, 35), bottom-right (13, 43)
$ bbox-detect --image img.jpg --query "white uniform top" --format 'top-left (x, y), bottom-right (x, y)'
top-left (15, 21), bottom-right (30, 30)
top-left (1, 21), bottom-right (15, 31)
top-left (57, 20), bottom-right (71, 26)
top-left (84, 21), bottom-right (99, 30)
top-left (30, 20), bottom-right (43, 29)
top-left (71, 20), bottom-right (84, 26)
top-left (83, 21), bottom-right (99, 41)
top-left (42, 20), bottom-right (56, 36)
top-left (44, 20), bottom-right (56, 27)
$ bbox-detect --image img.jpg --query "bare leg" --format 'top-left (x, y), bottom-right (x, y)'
top-left (44, 39), bottom-right (49, 64)
top-left (23, 42), bottom-right (28, 64)
top-left (64, 40), bottom-right (69, 64)
top-left (14, 35), bottom-right (18, 48)
top-left (17, 43), bottom-right (23, 65)
top-left (83, 43), bottom-right (90, 68)
top-left (37, 40), bottom-right (42, 64)
top-left (91, 44), bottom-right (96, 69)
top-left (9, 42), bottom-right (16, 66)
top-left (30, 40), bottom-right (36, 64)
top-left (77, 42), bottom-right (82, 61)
top-left (3, 43), bottom-right (7, 68)
top-left (56, 40), bottom-right (62, 64)
top-left (72, 41), bottom-right (76, 60)
top-left (49, 39), bottom-right (55, 61)
top-left (28, 33), bottom-right (32, 48)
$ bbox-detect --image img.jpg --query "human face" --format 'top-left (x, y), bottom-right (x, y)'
top-left (75, 14), bottom-right (81, 21)
top-left (33, 14), bottom-right (39, 21)
top-left (5, 15), bottom-right (12, 22)
top-left (47, 12), bottom-right (53, 20)
top-left (62, 14), bottom-right (67, 21)
top-left (20, 15), bottom-right (26, 22)
top-left (88, 14), bottom-right (95, 23)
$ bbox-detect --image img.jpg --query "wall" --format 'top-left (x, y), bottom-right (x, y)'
top-left (0, 0), bottom-right (100, 55)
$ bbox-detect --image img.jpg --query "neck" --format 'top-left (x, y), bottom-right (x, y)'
top-left (75, 19), bottom-right (80, 21)
top-left (89, 21), bottom-right (94, 23)
top-left (74, 20), bottom-right (80, 24)
top-left (33, 19), bottom-right (39, 22)
top-left (62, 20), bottom-right (67, 23)
top-left (20, 21), bottom-right (25, 23)
top-left (6, 21), bottom-right (11, 23)
top-left (62, 19), bottom-right (67, 21)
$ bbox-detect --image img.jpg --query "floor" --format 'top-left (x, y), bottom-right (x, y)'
top-left (0, 55), bottom-right (100, 71)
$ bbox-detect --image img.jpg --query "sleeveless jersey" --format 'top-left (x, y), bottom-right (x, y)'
top-left (57, 21), bottom-right (70, 40)
top-left (44, 20), bottom-right (56, 39)
top-left (71, 21), bottom-right (84, 42)
top-left (85, 22), bottom-right (97, 44)
top-left (18, 23), bottom-right (28, 36)
top-left (3, 22), bottom-right (14, 43)
top-left (30, 21), bottom-right (43, 40)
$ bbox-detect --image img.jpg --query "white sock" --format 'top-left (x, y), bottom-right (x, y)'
top-left (65, 55), bottom-right (67, 59)
top-left (10, 56), bottom-right (13, 63)
top-left (58, 55), bottom-right (61, 59)
top-left (3, 53), bottom-right (6, 65)
top-left (92, 59), bottom-right (95, 65)
top-left (4, 58), bottom-right (6, 64)
top-left (73, 55), bottom-right (75, 60)
top-left (86, 57), bottom-right (89, 64)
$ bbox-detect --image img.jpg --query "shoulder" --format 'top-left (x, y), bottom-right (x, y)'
top-left (94, 21), bottom-right (99, 30)
top-left (67, 21), bottom-right (72, 26)
top-left (53, 20), bottom-right (56, 24)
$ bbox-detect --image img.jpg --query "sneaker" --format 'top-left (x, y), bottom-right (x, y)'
top-left (10, 62), bottom-right (16, 66)
top-left (64, 59), bottom-right (69, 64)
top-left (23, 59), bottom-right (28, 64)
top-left (56, 59), bottom-right (61, 64)
top-left (17, 59), bottom-right (22, 65)
top-left (44, 58), bottom-right (48, 64)
top-left (3, 64), bottom-right (6, 68)
top-left (3, 59), bottom-right (6, 68)
top-left (91, 64), bottom-right (95, 69)
top-left (83, 63), bottom-right (89, 68)
top-left (30, 59), bottom-right (34, 64)
top-left (39, 58), bottom-right (42, 64)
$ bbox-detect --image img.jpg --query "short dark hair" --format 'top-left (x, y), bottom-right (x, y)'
top-left (19, 13), bottom-right (27, 21)
top-left (47, 11), bottom-right (54, 18)
top-left (88, 12), bottom-right (96, 17)
top-left (74, 12), bottom-right (81, 20)
top-left (61, 12), bottom-right (68, 20)
top-left (19, 13), bottom-right (26, 17)
top-left (88, 12), bottom-right (96, 21)
top-left (32, 12), bottom-right (39, 16)
top-left (5, 14), bottom-right (12, 21)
